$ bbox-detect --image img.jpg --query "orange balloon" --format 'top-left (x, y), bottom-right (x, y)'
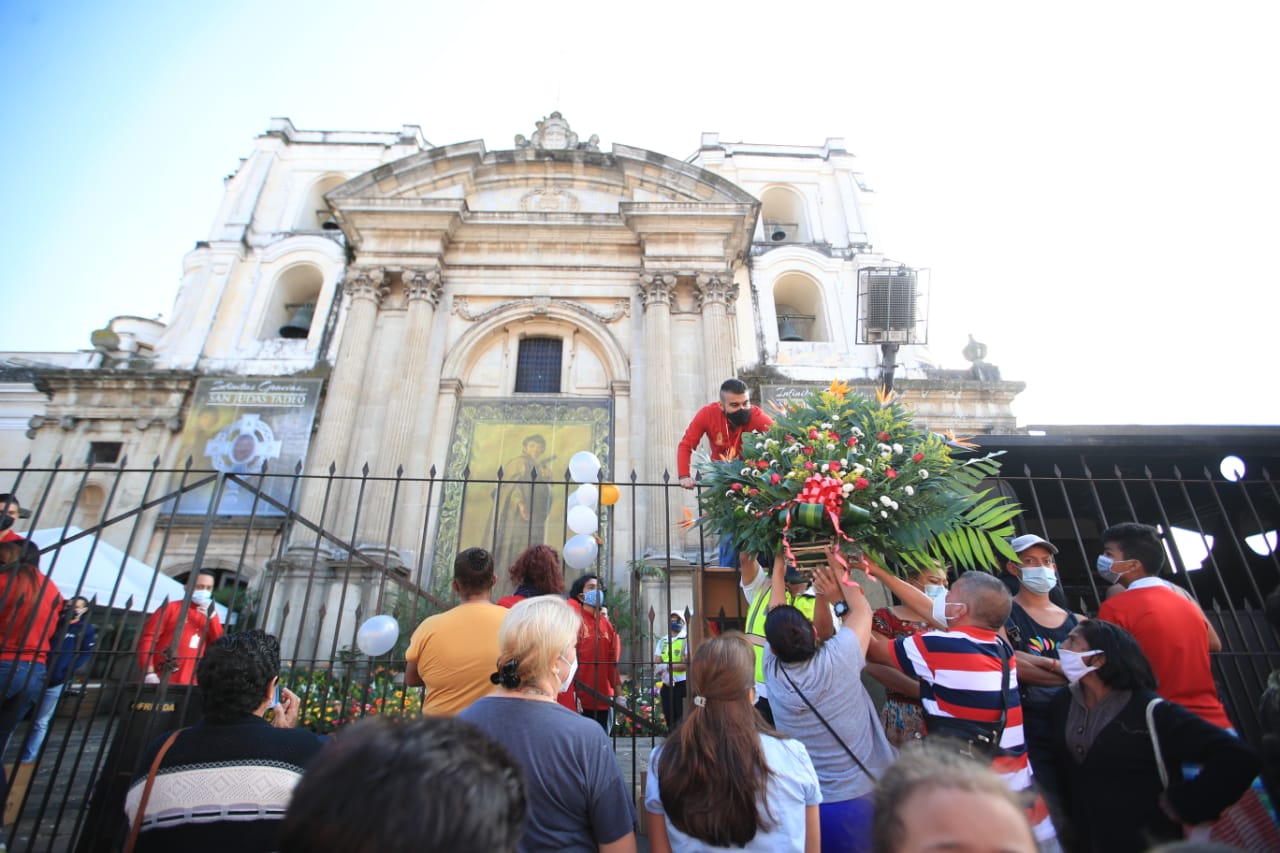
top-left (600, 483), bottom-right (621, 506)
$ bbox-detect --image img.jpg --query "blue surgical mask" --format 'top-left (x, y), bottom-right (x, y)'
top-left (1095, 555), bottom-right (1132, 584)
top-left (583, 589), bottom-right (604, 608)
top-left (191, 590), bottom-right (213, 607)
top-left (1019, 567), bottom-right (1058, 595)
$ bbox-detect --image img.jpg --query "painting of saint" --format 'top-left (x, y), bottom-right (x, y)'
top-left (488, 433), bottom-right (556, 575)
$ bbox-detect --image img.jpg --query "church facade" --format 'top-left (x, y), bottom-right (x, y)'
top-left (2, 113), bottom-right (1024, 653)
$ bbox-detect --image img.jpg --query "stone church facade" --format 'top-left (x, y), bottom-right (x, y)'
top-left (2, 113), bottom-right (1023, 653)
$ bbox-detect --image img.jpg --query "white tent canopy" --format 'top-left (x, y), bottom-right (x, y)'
top-left (28, 526), bottom-right (228, 619)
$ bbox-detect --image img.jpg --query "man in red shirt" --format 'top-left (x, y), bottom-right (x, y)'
top-left (137, 570), bottom-right (224, 685)
top-left (677, 378), bottom-right (773, 567)
top-left (1095, 522), bottom-right (1233, 728)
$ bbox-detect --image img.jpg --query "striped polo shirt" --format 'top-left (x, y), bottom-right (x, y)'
top-left (893, 625), bottom-right (1056, 844)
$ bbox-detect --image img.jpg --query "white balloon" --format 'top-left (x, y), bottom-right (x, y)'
top-left (567, 504), bottom-right (599, 535)
top-left (575, 483), bottom-right (599, 509)
top-left (568, 451), bottom-right (602, 484)
top-left (563, 533), bottom-right (599, 570)
top-left (356, 614), bottom-right (400, 657)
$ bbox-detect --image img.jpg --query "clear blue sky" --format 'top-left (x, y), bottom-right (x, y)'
top-left (2, 0), bottom-right (1277, 426)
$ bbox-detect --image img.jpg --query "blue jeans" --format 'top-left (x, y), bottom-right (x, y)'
top-left (0, 660), bottom-right (46, 792)
top-left (20, 681), bottom-right (65, 762)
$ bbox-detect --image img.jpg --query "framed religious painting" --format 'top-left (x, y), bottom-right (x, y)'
top-left (431, 397), bottom-right (613, 597)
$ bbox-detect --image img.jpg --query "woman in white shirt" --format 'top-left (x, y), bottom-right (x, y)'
top-left (646, 632), bottom-right (820, 852)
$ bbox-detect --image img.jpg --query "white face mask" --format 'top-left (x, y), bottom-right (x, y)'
top-left (1019, 567), bottom-right (1058, 595)
top-left (557, 653), bottom-right (578, 694)
top-left (923, 584), bottom-right (949, 623)
top-left (1058, 647), bottom-right (1101, 683)
top-left (942, 601), bottom-right (966, 624)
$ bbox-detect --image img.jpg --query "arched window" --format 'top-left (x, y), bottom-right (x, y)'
top-left (773, 273), bottom-right (828, 342)
top-left (261, 264), bottom-right (324, 341)
top-left (760, 186), bottom-right (811, 244)
top-left (294, 174), bottom-right (348, 232)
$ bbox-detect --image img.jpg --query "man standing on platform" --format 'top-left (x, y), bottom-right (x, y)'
top-left (677, 378), bottom-right (773, 567)
top-left (137, 570), bottom-right (223, 685)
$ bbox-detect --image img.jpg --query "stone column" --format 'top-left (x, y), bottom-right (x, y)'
top-left (697, 272), bottom-right (738, 398)
top-left (358, 268), bottom-right (443, 558)
top-left (292, 269), bottom-right (388, 549)
top-left (638, 272), bottom-right (678, 553)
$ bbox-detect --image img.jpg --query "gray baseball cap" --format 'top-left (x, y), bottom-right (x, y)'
top-left (1009, 533), bottom-right (1059, 556)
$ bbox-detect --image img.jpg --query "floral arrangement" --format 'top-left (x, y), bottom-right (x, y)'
top-left (278, 664), bottom-right (423, 734)
top-left (692, 381), bottom-right (1021, 574)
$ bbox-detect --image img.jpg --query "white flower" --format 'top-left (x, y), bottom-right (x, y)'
top-left (821, 422), bottom-right (832, 430)
top-left (880, 510), bottom-right (889, 518)
top-left (821, 463), bottom-right (830, 473)
top-left (893, 443), bottom-right (904, 454)
top-left (842, 483), bottom-right (855, 495)
top-left (852, 464), bottom-right (866, 476)
top-left (741, 467), bottom-right (751, 476)
top-left (879, 495), bottom-right (893, 507)
top-left (904, 485), bottom-right (915, 496)
top-left (890, 500), bottom-right (899, 510)
top-left (919, 470), bottom-right (929, 479)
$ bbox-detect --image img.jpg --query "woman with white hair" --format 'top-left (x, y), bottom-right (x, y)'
top-left (459, 595), bottom-right (637, 853)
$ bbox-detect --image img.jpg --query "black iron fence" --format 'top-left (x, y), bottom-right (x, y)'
top-left (2, 450), bottom-right (1277, 851)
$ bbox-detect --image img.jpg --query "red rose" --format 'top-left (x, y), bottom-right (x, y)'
top-left (828, 431), bottom-right (840, 441)
top-left (803, 445), bottom-right (814, 455)
top-left (749, 488), bottom-right (759, 496)
top-left (886, 468), bottom-right (897, 479)
top-left (770, 473), bottom-right (782, 485)
top-left (804, 461), bottom-right (816, 470)
top-left (731, 483), bottom-right (742, 491)
top-left (854, 477), bottom-right (869, 490)
top-left (808, 428), bottom-right (820, 439)
top-left (757, 460), bottom-right (769, 469)
top-left (785, 435), bottom-right (795, 443)
top-left (913, 452), bottom-right (924, 463)
top-left (829, 460), bottom-right (841, 472)
top-left (847, 437), bottom-right (858, 447)
top-left (877, 431), bottom-right (891, 441)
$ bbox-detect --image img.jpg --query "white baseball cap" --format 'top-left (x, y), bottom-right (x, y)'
top-left (1009, 533), bottom-right (1059, 556)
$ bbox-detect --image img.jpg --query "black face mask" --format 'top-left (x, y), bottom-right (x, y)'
top-left (0, 514), bottom-right (12, 532)
top-left (725, 408), bottom-right (751, 427)
top-left (670, 620), bottom-right (684, 633)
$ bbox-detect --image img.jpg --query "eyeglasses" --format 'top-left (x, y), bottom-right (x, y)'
top-left (1019, 559), bottom-right (1056, 568)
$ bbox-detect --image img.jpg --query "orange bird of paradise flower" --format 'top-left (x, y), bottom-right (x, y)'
top-left (678, 506), bottom-right (699, 531)
top-left (942, 428), bottom-right (980, 450)
top-left (827, 378), bottom-right (851, 397)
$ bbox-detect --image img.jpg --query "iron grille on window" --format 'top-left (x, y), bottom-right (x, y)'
top-left (515, 337), bottom-right (562, 393)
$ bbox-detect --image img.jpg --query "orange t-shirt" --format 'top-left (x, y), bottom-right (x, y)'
top-left (406, 602), bottom-right (508, 716)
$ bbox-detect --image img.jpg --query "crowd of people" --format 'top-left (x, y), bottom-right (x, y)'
top-left (0, 374), bottom-right (1275, 853)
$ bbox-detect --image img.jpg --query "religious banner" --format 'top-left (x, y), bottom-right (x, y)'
top-left (171, 377), bottom-right (324, 515)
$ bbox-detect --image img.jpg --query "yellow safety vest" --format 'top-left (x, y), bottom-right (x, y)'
top-left (658, 636), bottom-right (687, 682)
top-left (746, 585), bottom-right (794, 685)
top-left (793, 594), bottom-right (817, 622)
